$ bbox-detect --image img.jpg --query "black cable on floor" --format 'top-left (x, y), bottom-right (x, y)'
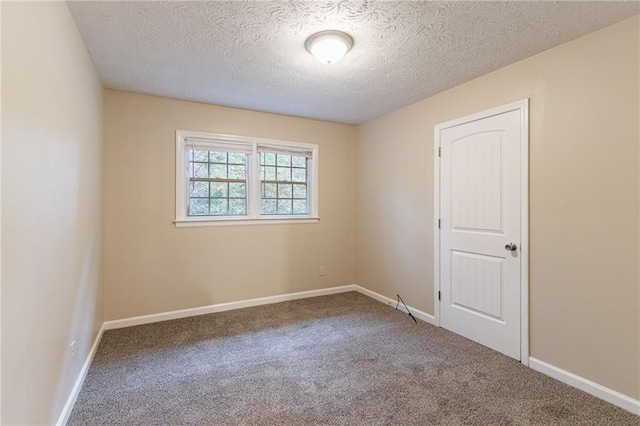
top-left (395, 294), bottom-right (418, 324)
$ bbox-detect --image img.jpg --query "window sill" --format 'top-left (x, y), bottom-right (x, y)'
top-left (174, 216), bottom-right (320, 228)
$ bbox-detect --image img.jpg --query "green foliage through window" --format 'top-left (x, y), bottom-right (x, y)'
top-left (260, 153), bottom-right (308, 215)
top-left (188, 149), bottom-right (247, 216)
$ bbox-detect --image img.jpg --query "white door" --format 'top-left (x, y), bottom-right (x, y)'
top-left (437, 103), bottom-right (526, 360)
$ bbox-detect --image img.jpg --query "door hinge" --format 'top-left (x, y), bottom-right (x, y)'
top-left (438, 219), bottom-right (441, 229)
top-left (438, 291), bottom-right (441, 301)
top-left (438, 147), bottom-right (441, 157)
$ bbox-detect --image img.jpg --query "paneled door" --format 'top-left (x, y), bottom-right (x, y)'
top-left (436, 101), bottom-right (528, 361)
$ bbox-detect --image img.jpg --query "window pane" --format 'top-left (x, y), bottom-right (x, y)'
top-left (192, 162), bottom-right (208, 178)
top-left (228, 165), bottom-right (245, 180)
top-left (210, 151), bottom-right (227, 163)
top-left (183, 138), bottom-right (315, 220)
top-left (210, 182), bottom-right (227, 197)
top-left (264, 166), bottom-right (276, 181)
top-left (193, 150), bottom-right (209, 162)
top-left (293, 200), bottom-right (307, 214)
top-left (292, 156), bottom-right (306, 167)
top-left (259, 148), bottom-right (308, 214)
top-left (210, 164), bottom-right (227, 179)
top-left (292, 168), bottom-right (306, 182)
top-left (190, 181), bottom-right (209, 197)
top-left (277, 199), bottom-right (292, 214)
top-left (293, 184), bottom-right (306, 199)
top-left (277, 167), bottom-right (291, 182)
top-left (262, 199), bottom-right (277, 214)
top-left (276, 154), bottom-right (291, 166)
top-left (263, 183), bottom-right (277, 198)
top-left (189, 198), bottom-right (209, 216)
top-left (263, 152), bottom-right (276, 166)
top-left (210, 199), bottom-right (228, 215)
top-left (229, 199), bottom-right (246, 215)
top-left (278, 183), bottom-right (292, 198)
top-left (228, 153), bottom-right (245, 164)
top-left (229, 182), bottom-right (246, 198)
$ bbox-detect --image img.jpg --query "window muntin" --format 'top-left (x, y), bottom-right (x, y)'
top-left (187, 149), bottom-right (247, 216)
top-left (176, 130), bottom-right (318, 226)
top-left (260, 152), bottom-right (308, 215)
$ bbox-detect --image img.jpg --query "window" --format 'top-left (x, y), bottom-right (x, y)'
top-left (175, 130), bottom-right (318, 226)
top-left (259, 147), bottom-right (310, 215)
top-left (188, 148), bottom-right (248, 217)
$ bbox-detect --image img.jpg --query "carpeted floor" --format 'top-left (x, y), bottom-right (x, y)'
top-left (69, 292), bottom-right (639, 425)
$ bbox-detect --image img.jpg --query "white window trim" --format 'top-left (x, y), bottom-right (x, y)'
top-left (175, 130), bottom-right (319, 227)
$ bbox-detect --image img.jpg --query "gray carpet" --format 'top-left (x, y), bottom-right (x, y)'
top-left (69, 292), bottom-right (639, 425)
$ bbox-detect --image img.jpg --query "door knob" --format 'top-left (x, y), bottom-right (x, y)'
top-left (505, 243), bottom-right (518, 252)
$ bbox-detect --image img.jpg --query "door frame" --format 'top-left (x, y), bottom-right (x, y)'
top-left (433, 99), bottom-right (529, 366)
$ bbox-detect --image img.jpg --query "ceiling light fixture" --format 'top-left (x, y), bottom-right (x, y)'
top-left (305, 30), bottom-right (353, 64)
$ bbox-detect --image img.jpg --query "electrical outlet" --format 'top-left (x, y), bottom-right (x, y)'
top-left (69, 340), bottom-right (76, 364)
top-left (319, 266), bottom-right (325, 276)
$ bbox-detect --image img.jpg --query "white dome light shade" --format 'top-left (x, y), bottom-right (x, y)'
top-left (305, 30), bottom-right (353, 64)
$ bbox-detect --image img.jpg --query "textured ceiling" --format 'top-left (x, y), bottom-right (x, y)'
top-left (67, 1), bottom-right (639, 124)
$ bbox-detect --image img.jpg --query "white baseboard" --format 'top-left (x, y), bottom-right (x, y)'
top-left (529, 357), bottom-right (640, 415)
top-left (57, 287), bottom-right (640, 421)
top-left (104, 285), bottom-right (358, 330)
top-left (103, 284), bottom-right (437, 331)
top-left (56, 323), bottom-right (105, 426)
top-left (353, 285), bottom-right (436, 325)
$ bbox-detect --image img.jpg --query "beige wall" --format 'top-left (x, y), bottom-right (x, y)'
top-left (1, 2), bottom-right (104, 424)
top-left (2, 3), bottom-right (635, 421)
top-left (356, 16), bottom-right (640, 400)
top-left (104, 91), bottom-right (357, 320)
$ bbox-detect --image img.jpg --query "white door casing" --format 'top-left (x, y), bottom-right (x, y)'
top-left (433, 100), bottom-right (529, 363)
